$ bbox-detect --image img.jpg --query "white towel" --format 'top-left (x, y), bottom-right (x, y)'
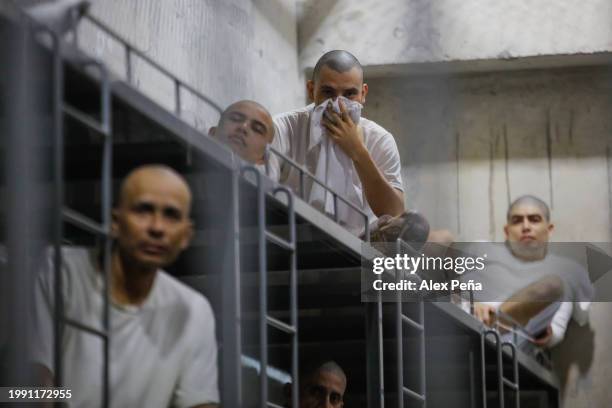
top-left (307, 97), bottom-right (364, 222)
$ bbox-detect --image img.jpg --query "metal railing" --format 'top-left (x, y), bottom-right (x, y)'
top-left (481, 329), bottom-right (521, 408)
top-left (17, 11), bottom-right (114, 406)
top-left (395, 239), bottom-right (427, 407)
top-left (241, 166), bottom-right (299, 408)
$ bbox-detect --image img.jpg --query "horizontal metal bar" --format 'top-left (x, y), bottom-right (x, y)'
top-left (265, 231), bottom-right (295, 251)
top-left (63, 104), bottom-right (108, 136)
top-left (403, 386), bottom-right (426, 402)
top-left (267, 402), bottom-right (285, 408)
top-left (62, 207), bottom-right (109, 236)
top-left (401, 314), bottom-right (424, 332)
top-left (63, 317), bottom-right (108, 339)
top-left (266, 316), bottom-right (296, 335)
top-left (503, 378), bottom-right (519, 391)
top-left (83, 15), bottom-right (222, 114)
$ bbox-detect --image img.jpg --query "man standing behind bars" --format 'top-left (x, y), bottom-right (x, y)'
top-left (31, 165), bottom-right (219, 407)
top-left (271, 50), bottom-right (405, 236)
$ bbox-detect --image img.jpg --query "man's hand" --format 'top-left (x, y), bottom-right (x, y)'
top-left (530, 325), bottom-right (553, 347)
top-left (473, 302), bottom-right (497, 327)
top-left (321, 100), bottom-right (367, 161)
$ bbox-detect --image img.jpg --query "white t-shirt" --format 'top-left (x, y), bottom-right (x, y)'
top-left (32, 247), bottom-right (219, 408)
top-left (272, 104), bottom-right (403, 235)
top-left (463, 243), bottom-right (594, 347)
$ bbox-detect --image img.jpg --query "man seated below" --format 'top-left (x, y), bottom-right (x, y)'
top-left (468, 195), bottom-right (593, 350)
top-left (283, 360), bottom-right (347, 408)
top-left (32, 165), bottom-right (219, 407)
top-left (209, 99), bottom-right (275, 175)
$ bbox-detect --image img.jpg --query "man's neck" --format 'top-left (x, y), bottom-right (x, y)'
top-left (110, 251), bottom-right (158, 306)
top-left (506, 241), bottom-right (547, 262)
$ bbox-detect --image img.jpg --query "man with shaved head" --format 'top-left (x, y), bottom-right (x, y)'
top-left (468, 195), bottom-right (593, 356)
top-left (210, 100), bottom-right (275, 174)
top-left (272, 50), bottom-right (407, 237)
top-left (32, 165), bottom-right (219, 407)
top-left (284, 360), bottom-right (347, 408)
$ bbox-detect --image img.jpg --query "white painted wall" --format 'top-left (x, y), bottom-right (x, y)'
top-left (299, 0), bottom-right (612, 72)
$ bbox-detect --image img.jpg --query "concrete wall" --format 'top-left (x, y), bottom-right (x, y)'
top-left (298, 0), bottom-right (612, 73)
top-left (75, 0), bottom-right (303, 131)
top-left (363, 66), bottom-right (612, 407)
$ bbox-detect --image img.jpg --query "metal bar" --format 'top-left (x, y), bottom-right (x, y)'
top-left (502, 342), bottom-right (520, 408)
top-left (241, 166), bottom-right (269, 408)
top-left (482, 330), bottom-right (504, 408)
top-left (264, 231), bottom-right (295, 251)
top-left (125, 45), bottom-right (132, 84)
top-left (419, 299), bottom-right (426, 407)
top-left (403, 387), bottom-right (426, 402)
top-left (221, 169), bottom-right (243, 407)
top-left (98, 60), bottom-right (113, 408)
top-left (63, 318), bottom-right (108, 339)
top-left (83, 14), bottom-right (223, 114)
top-left (49, 27), bottom-right (65, 389)
top-left (401, 314), bottom-right (424, 332)
top-left (272, 186), bottom-right (299, 408)
top-left (266, 402), bottom-right (285, 408)
top-left (332, 193), bottom-right (339, 222)
top-left (265, 316), bottom-right (296, 335)
top-left (395, 239), bottom-right (403, 408)
top-left (174, 79), bottom-right (181, 116)
top-left (63, 104), bottom-right (107, 136)
top-left (61, 208), bottom-right (107, 236)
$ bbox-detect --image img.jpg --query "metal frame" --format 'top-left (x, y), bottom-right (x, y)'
top-left (481, 329), bottom-right (521, 408)
top-left (395, 239), bottom-right (426, 407)
top-left (241, 166), bottom-right (299, 408)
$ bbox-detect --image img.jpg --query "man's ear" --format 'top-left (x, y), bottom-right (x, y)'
top-left (361, 82), bottom-right (368, 104)
top-left (547, 222), bottom-right (555, 235)
top-left (307, 79), bottom-right (315, 103)
top-left (503, 224), bottom-right (509, 240)
top-left (209, 126), bottom-right (217, 137)
top-left (180, 220), bottom-right (194, 251)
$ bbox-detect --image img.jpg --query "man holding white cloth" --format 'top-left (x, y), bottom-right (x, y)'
top-left (272, 50), bottom-right (406, 236)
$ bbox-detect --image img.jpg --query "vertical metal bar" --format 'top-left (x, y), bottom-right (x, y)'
top-left (502, 342), bottom-right (520, 408)
top-left (482, 330), bottom-right (504, 408)
top-left (49, 29), bottom-right (65, 389)
top-left (99, 63), bottom-right (112, 408)
top-left (364, 213), bottom-right (370, 242)
top-left (395, 240), bottom-right (403, 408)
top-left (275, 187), bottom-right (299, 408)
top-left (299, 170), bottom-right (305, 199)
top-left (175, 79), bottom-right (181, 116)
top-left (332, 193), bottom-right (339, 222)
top-left (481, 330), bottom-right (487, 408)
top-left (125, 45), bottom-right (132, 84)
top-left (222, 169), bottom-right (242, 407)
top-left (419, 299), bottom-right (426, 407)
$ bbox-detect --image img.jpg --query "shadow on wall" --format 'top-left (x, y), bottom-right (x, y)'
top-left (552, 321), bottom-right (595, 406)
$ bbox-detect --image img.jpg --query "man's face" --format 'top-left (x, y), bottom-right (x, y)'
top-left (300, 370), bottom-right (346, 408)
top-left (112, 171), bottom-right (193, 270)
top-left (212, 101), bottom-right (273, 164)
top-left (504, 203), bottom-right (554, 259)
top-left (307, 65), bottom-right (368, 106)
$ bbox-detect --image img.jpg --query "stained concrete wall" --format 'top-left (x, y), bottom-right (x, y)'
top-left (298, 0), bottom-right (612, 73)
top-left (363, 66), bottom-right (612, 407)
top-left (73, 0), bottom-right (303, 131)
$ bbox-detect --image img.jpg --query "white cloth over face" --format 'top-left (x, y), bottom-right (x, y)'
top-left (272, 104), bottom-right (403, 235)
top-left (308, 97), bottom-right (363, 223)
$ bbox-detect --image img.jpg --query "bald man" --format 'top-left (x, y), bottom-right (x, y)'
top-left (284, 360), bottom-right (347, 408)
top-left (272, 50), bottom-right (405, 236)
top-left (32, 165), bottom-right (219, 407)
top-left (210, 100), bottom-right (275, 173)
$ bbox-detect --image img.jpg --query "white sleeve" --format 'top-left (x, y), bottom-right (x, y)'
top-left (30, 248), bottom-right (64, 373)
top-left (549, 301), bottom-right (573, 347)
top-left (370, 132), bottom-right (404, 192)
top-left (172, 297), bottom-right (219, 407)
top-left (268, 117), bottom-right (292, 183)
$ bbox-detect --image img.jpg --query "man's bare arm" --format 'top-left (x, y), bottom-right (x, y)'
top-left (322, 103), bottom-right (404, 217)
